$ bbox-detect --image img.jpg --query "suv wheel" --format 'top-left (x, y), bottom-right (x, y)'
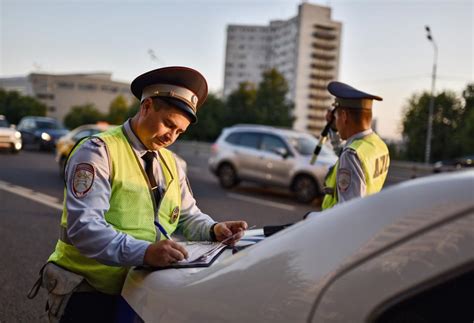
top-left (218, 163), bottom-right (238, 189)
top-left (293, 175), bottom-right (319, 203)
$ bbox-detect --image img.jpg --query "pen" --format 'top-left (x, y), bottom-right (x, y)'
top-left (154, 220), bottom-right (173, 240)
top-left (220, 225), bottom-right (256, 245)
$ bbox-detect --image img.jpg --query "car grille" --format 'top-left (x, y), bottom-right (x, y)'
top-left (0, 135), bottom-right (11, 142)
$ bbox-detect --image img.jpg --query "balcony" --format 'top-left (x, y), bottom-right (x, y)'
top-left (312, 28), bottom-right (338, 40)
top-left (311, 49), bottom-right (336, 61)
top-left (310, 62), bottom-right (334, 71)
top-left (309, 71), bottom-right (334, 80)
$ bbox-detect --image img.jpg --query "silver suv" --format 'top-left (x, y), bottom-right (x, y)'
top-left (208, 124), bottom-right (337, 203)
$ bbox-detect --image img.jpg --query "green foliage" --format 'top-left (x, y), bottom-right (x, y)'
top-left (107, 95), bottom-right (129, 124)
top-left (225, 82), bottom-right (257, 125)
top-left (63, 104), bottom-right (106, 129)
top-left (181, 93), bottom-right (228, 142)
top-left (254, 68), bottom-right (294, 127)
top-left (0, 89), bottom-right (47, 124)
top-left (127, 99), bottom-right (140, 119)
top-left (180, 68), bottom-right (294, 142)
top-left (402, 83), bottom-right (473, 162)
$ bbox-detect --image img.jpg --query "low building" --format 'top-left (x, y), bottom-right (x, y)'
top-left (0, 72), bottom-right (134, 122)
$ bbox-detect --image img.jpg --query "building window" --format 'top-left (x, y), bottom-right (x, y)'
top-left (56, 81), bottom-right (74, 89)
top-left (36, 93), bottom-right (54, 100)
top-left (78, 83), bottom-right (97, 91)
top-left (101, 85), bottom-right (118, 93)
top-left (48, 106), bottom-right (56, 112)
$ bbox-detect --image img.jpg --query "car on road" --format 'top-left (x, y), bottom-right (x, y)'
top-left (56, 123), bottom-right (116, 176)
top-left (122, 171), bottom-right (474, 323)
top-left (0, 115), bottom-right (22, 153)
top-left (433, 154), bottom-right (474, 173)
top-left (56, 123), bottom-right (188, 177)
top-left (17, 116), bottom-right (68, 151)
top-left (208, 124), bottom-right (337, 203)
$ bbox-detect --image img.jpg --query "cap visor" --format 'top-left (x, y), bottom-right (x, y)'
top-left (158, 97), bottom-right (197, 124)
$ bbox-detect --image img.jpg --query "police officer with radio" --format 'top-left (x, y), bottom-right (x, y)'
top-left (30, 67), bottom-right (248, 322)
top-left (321, 81), bottom-right (390, 210)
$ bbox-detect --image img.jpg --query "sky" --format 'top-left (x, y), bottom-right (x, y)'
top-left (1, 0), bottom-right (472, 139)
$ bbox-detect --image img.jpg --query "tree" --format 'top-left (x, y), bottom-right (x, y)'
top-left (254, 68), bottom-right (294, 127)
top-left (226, 81), bottom-right (258, 125)
top-left (107, 95), bottom-right (129, 124)
top-left (127, 99), bottom-right (140, 119)
top-left (63, 104), bottom-right (106, 129)
top-left (180, 93), bottom-right (227, 142)
top-left (401, 89), bottom-right (466, 162)
top-left (458, 84), bottom-right (474, 153)
top-left (0, 89), bottom-right (47, 124)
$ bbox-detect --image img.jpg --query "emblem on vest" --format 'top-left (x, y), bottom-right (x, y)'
top-left (373, 154), bottom-right (389, 178)
top-left (169, 206), bottom-right (180, 224)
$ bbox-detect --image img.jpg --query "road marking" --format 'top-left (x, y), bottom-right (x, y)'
top-left (0, 180), bottom-right (63, 211)
top-left (227, 193), bottom-right (295, 211)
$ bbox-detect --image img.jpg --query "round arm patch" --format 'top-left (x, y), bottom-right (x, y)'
top-left (72, 163), bottom-right (95, 198)
top-left (337, 168), bottom-right (351, 193)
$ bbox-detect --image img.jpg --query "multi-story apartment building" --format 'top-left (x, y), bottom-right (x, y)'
top-left (0, 72), bottom-right (134, 122)
top-left (223, 3), bottom-right (342, 135)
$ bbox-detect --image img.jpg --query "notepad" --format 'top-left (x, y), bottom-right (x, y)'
top-left (157, 241), bottom-right (227, 268)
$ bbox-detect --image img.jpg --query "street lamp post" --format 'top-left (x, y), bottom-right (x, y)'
top-left (424, 25), bottom-right (438, 164)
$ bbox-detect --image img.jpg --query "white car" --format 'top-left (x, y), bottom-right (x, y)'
top-left (0, 115), bottom-right (22, 153)
top-left (122, 171), bottom-right (473, 322)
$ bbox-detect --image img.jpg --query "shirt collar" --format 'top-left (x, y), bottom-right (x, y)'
top-left (345, 128), bottom-right (373, 147)
top-left (123, 119), bottom-right (154, 158)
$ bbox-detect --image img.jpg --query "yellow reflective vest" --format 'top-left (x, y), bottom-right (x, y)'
top-left (48, 126), bottom-right (181, 294)
top-left (322, 132), bottom-right (389, 210)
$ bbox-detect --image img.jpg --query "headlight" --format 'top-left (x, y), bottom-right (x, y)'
top-left (41, 132), bottom-right (51, 141)
top-left (14, 131), bottom-right (21, 139)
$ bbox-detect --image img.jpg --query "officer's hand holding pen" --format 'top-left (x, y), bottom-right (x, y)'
top-left (143, 221), bottom-right (189, 267)
top-left (143, 240), bottom-right (189, 267)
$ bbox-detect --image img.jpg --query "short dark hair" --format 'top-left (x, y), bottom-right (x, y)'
top-left (341, 107), bottom-right (372, 126)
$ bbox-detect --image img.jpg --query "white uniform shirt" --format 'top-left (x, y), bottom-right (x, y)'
top-left (64, 119), bottom-right (215, 267)
top-left (330, 129), bottom-right (373, 204)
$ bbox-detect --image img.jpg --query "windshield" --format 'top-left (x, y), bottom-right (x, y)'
top-left (36, 120), bottom-right (62, 129)
top-left (0, 119), bottom-right (9, 128)
top-left (287, 134), bottom-right (332, 156)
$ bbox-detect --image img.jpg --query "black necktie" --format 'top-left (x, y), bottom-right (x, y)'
top-left (142, 151), bottom-right (162, 202)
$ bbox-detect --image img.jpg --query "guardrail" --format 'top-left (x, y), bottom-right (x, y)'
top-left (170, 140), bottom-right (437, 185)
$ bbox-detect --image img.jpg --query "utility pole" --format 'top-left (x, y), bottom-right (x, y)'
top-left (424, 25), bottom-right (438, 164)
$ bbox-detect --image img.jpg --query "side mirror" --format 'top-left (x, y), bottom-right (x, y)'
top-left (272, 147), bottom-right (289, 159)
top-left (10, 124), bottom-right (16, 129)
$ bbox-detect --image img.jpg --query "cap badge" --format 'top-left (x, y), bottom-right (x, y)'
top-left (191, 95), bottom-right (198, 105)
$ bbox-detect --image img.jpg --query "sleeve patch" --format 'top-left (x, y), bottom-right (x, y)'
top-left (72, 163), bottom-right (95, 198)
top-left (338, 168), bottom-right (351, 192)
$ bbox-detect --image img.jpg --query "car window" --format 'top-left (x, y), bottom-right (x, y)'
top-left (72, 130), bottom-right (93, 141)
top-left (237, 132), bottom-right (261, 149)
top-left (287, 135), bottom-right (332, 156)
top-left (36, 120), bottom-right (60, 129)
top-left (0, 119), bottom-right (9, 128)
top-left (225, 132), bottom-right (241, 145)
top-left (261, 135), bottom-right (287, 153)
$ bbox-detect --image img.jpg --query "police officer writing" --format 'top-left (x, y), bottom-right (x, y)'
top-left (36, 67), bottom-right (248, 322)
top-left (321, 81), bottom-right (390, 210)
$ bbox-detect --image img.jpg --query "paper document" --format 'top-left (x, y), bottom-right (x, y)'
top-left (172, 241), bottom-right (226, 266)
